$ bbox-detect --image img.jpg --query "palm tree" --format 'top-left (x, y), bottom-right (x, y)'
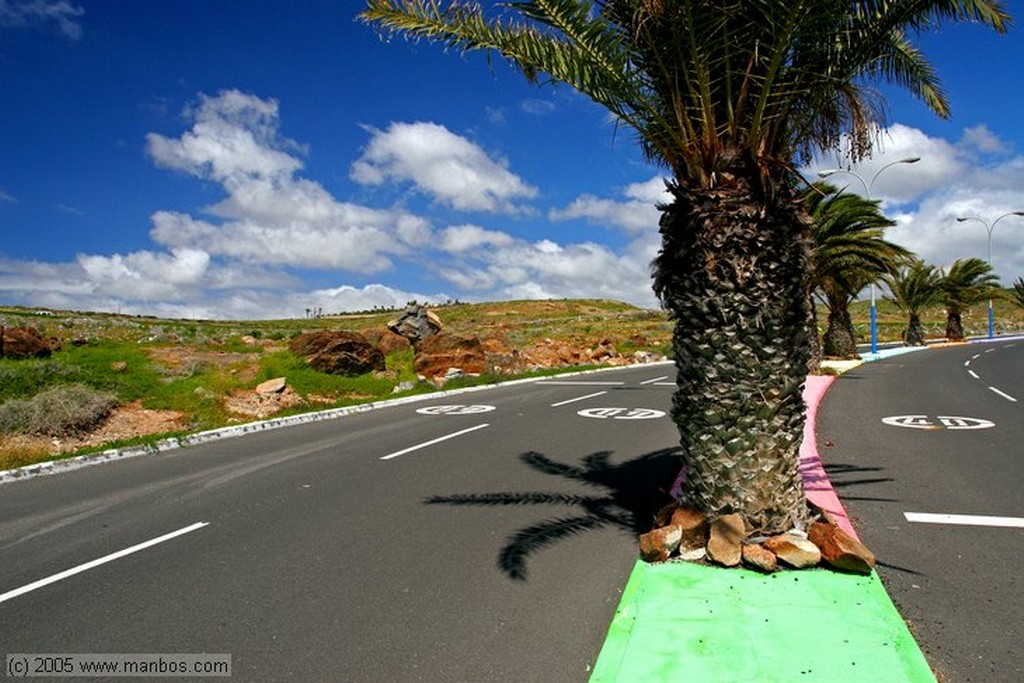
top-left (804, 182), bottom-right (911, 364)
top-left (887, 260), bottom-right (943, 346)
top-left (939, 257), bottom-right (1000, 340)
top-left (360, 1), bottom-right (1009, 536)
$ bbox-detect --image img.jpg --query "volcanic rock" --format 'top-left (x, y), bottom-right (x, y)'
top-left (742, 544), bottom-right (779, 573)
top-left (387, 306), bottom-right (442, 344)
top-left (0, 326), bottom-right (54, 359)
top-left (670, 504), bottom-right (709, 551)
top-left (808, 521), bottom-right (876, 575)
top-left (764, 533), bottom-right (821, 569)
top-left (639, 525), bottom-right (682, 563)
top-left (290, 330), bottom-right (385, 376)
top-left (706, 513), bottom-right (745, 567)
top-left (413, 333), bottom-right (488, 381)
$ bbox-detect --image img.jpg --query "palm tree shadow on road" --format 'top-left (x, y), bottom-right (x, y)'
top-left (425, 448), bottom-right (681, 581)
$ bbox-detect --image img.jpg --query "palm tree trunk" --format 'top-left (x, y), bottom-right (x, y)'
top-left (653, 176), bottom-right (813, 536)
top-left (822, 291), bottom-right (859, 358)
top-left (945, 308), bottom-right (964, 341)
top-left (807, 298), bottom-right (822, 374)
top-left (906, 313), bottom-right (927, 345)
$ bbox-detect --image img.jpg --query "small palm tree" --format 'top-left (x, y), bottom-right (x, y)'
top-left (940, 258), bottom-right (1000, 341)
top-left (804, 183), bottom-right (911, 363)
top-left (361, 1), bottom-right (1010, 535)
top-left (887, 261), bottom-right (942, 346)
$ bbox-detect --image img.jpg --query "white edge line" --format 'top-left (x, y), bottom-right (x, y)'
top-left (550, 391), bottom-right (607, 407)
top-left (905, 512), bottom-right (1024, 528)
top-left (968, 370), bottom-right (980, 379)
top-left (0, 522), bottom-right (209, 605)
top-left (988, 386), bottom-right (1018, 402)
top-left (639, 375), bottom-right (669, 385)
top-left (380, 424), bottom-right (490, 461)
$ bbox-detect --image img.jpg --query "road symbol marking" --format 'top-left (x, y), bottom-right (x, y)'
top-left (550, 391), bottom-right (607, 407)
top-left (881, 415), bottom-right (994, 430)
top-left (578, 407), bottom-right (666, 420)
top-left (0, 522), bottom-right (209, 605)
top-left (416, 405), bottom-right (496, 415)
top-left (905, 512), bottom-right (1024, 528)
top-left (988, 386), bottom-right (1018, 402)
top-left (380, 424), bottom-right (490, 460)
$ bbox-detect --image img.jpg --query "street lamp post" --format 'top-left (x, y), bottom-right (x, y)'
top-left (955, 211), bottom-right (1024, 339)
top-left (818, 157), bottom-right (920, 354)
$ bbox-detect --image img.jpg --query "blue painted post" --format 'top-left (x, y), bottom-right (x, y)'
top-left (870, 302), bottom-right (878, 354)
top-left (988, 300), bottom-right (995, 339)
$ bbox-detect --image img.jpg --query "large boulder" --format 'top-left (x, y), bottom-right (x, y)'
top-left (289, 330), bottom-right (385, 376)
top-left (387, 306), bottom-right (442, 344)
top-left (0, 326), bottom-right (54, 359)
top-left (360, 327), bottom-right (412, 355)
top-left (413, 333), bottom-right (487, 381)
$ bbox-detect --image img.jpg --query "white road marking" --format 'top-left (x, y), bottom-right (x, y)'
top-left (968, 370), bottom-right (980, 379)
top-left (0, 522), bottom-right (209, 605)
top-left (577, 407), bottom-right (666, 420)
top-left (535, 381), bottom-right (625, 386)
top-left (972, 353), bottom-right (981, 360)
top-left (416, 405), bottom-right (496, 415)
top-left (639, 375), bottom-right (669, 385)
top-left (380, 424), bottom-right (490, 461)
top-left (964, 360), bottom-right (972, 367)
top-left (985, 348), bottom-right (995, 354)
top-left (905, 512), bottom-right (1024, 528)
top-left (988, 386), bottom-right (1018, 402)
top-left (550, 391), bottom-right (607, 407)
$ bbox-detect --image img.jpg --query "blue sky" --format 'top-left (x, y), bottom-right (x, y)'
top-left (2, 1), bottom-right (1024, 320)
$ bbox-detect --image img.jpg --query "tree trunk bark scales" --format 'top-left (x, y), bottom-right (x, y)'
top-left (653, 178), bottom-right (813, 536)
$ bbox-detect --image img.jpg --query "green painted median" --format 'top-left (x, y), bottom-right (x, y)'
top-left (590, 559), bottom-right (935, 683)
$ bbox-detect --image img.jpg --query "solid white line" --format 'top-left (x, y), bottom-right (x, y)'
top-left (0, 522), bottom-right (209, 605)
top-left (550, 391), bottom-right (607, 407)
top-left (639, 375), bottom-right (669, 385)
top-left (380, 424), bottom-right (490, 461)
top-left (905, 512), bottom-right (1024, 528)
top-left (988, 386), bottom-right (1018, 402)
top-left (968, 370), bottom-right (980, 379)
top-left (535, 381), bottom-right (625, 386)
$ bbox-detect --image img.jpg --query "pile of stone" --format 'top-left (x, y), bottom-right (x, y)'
top-left (639, 502), bottom-right (876, 574)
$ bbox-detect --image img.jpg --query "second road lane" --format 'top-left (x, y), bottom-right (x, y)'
top-left (1, 364), bottom-right (681, 682)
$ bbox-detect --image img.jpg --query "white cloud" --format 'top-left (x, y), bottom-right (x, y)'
top-left (350, 121), bottom-right (537, 214)
top-left (0, 0), bottom-right (84, 40)
top-left (549, 175), bottom-right (669, 233)
top-left (439, 224), bottom-right (515, 253)
top-left (0, 187), bottom-right (16, 203)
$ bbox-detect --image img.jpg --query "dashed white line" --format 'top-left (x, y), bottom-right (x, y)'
top-left (905, 512), bottom-right (1024, 528)
top-left (0, 522), bottom-right (209, 605)
top-left (550, 391), bottom-right (607, 407)
top-left (535, 381), bottom-right (625, 386)
top-left (964, 360), bottom-right (972, 367)
top-left (639, 375), bottom-right (669, 385)
top-left (380, 424), bottom-right (490, 461)
top-left (968, 370), bottom-right (980, 379)
top-left (988, 386), bottom-right (1018, 402)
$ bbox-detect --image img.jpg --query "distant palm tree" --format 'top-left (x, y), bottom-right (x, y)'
top-left (804, 183), bottom-right (910, 364)
top-left (940, 258), bottom-right (1000, 341)
top-left (887, 261), bottom-right (942, 346)
top-left (361, 1), bottom-right (1010, 535)
top-left (1012, 277), bottom-right (1024, 309)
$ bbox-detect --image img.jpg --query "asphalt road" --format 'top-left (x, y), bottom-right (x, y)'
top-left (817, 341), bottom-right (1024, 682)
top-left (1, 364), bottom-right (681, 682)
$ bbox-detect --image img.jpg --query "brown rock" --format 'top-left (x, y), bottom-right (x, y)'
top-left (742, 544), bottom-right (779, 573)
top-left (639, 525), bottom-right (682, 563)
top-left (413, 333), bottom-right (488, 380)
top-left (110, 361), bottom-right (129, 373)
top-left (0, 326), bottom-right (53, 359)
top-left (764, 533), bottom-right (821, 569)
top-left (670, 504), bottom-right (708, 550)
top-left (808, 522), bottom-right (876, 575)
top-left (361, 327), bottom-right (412, 355)
top-left (256, 377), bottom-right (287, 395)
top-left (290, 330), bottom-right (385, 376)
top-left (706, 513), bottom-right (745, 567)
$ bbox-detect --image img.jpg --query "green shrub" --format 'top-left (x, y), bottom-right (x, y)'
top-left (0, 359), bottom-right (83, 402)
top-left (0, 384), bottom-right (118, 437)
